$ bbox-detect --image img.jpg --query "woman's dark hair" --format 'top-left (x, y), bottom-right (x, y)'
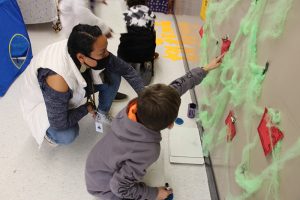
top-left (67, 24), bottom-right (102, 68)
top-left (126, 0), bottom-right (147, 8)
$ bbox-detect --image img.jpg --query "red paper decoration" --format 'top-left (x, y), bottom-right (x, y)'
top-left (257, 108), bottom-right (284, 156)
top-left (221, 37), bottom-right (231, 54)
top-left (225, 111), bottom-right (236, 141)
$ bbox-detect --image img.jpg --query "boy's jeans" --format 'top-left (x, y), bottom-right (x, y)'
top-left (95, 72), bottom-right (121, 114)
top-left (45, 72), bottom-right (121, 144)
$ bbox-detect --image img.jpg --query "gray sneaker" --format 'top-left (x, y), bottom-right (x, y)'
top-left (96, 112), bottom-right (113, 125)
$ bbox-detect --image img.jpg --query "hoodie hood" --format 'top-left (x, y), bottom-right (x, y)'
top-left (111, 99), bottom-right (162, 143)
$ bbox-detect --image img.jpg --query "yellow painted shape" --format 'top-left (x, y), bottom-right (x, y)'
top-left (164, 46), bottom-right (182, 61)
top-left (156, 38), bottom-right (164, 45)
top-left (200, 0), bottom-right (209, 21)
top-left (161, 33), bottom-right (176, 38)
top-left (164, 38), bottom-right (179, 45)
top-left (156, 21), bottom-right (173, 33)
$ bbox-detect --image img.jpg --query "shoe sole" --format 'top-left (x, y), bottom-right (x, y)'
top-left (44, 135), bottom-right (58, 147)
top-left (113, 98), bottom-right (128, 102)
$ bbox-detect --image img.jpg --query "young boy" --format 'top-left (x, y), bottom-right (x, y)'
top-left (85, 55), bottom-right (224, 200)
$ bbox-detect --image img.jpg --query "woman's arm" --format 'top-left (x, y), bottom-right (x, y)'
top-left (38, 69), bottom-right (89, 130)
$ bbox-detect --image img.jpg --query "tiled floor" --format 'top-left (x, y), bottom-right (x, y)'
top-left (0, 8), bottom-right (211, 200)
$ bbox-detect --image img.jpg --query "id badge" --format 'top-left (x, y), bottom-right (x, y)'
top-left (95, 121), bottom-right (103, 133)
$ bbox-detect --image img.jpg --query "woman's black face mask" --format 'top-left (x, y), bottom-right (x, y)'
top-left (86, 52), bottom-right (111, 70)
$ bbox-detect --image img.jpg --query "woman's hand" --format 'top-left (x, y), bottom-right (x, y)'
top-left (87, 102), bottom-right (96, 119)
top-left (203, 53), bottom-right (225, 72)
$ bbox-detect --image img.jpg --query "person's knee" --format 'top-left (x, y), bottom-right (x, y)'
top-left (52, 125), bottom-right (79, 145)
top-left (65, 125), bottom-right (79, 144)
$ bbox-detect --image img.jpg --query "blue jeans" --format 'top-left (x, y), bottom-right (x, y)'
top-left (45, 73), bottom-right (120, 144)
top-left (46, 124), bottom-right (79, 144)
top-left (95, 72), bottom-right (121, 114)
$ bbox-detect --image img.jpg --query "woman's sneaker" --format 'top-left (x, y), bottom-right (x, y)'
top-left (97, 112), bottom-right (113, 125)
top-left (44, 134), bottom-right (58, 147)
top-left (113, 92), bottom-right (128, 102)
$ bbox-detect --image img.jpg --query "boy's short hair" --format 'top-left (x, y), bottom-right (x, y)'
top-left (137, 84), bottom-right (181, 131)
top-left (126, 0), bottom-right (147, 7)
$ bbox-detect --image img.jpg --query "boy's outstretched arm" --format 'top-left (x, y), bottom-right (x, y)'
top-left (170, 54), bottom-right (224, 96)
top-left (109, 158), bottom-right (158, 200)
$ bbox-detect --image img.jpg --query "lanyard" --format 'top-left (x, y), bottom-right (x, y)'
top-left (87, 69), bottom-right (96, 110)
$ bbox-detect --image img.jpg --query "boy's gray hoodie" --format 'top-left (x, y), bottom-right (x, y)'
top-left (85, 67), bottom-right (207, 200)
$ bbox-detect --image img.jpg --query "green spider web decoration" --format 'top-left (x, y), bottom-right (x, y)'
top-left (197, 0), bottom-right (298, 199)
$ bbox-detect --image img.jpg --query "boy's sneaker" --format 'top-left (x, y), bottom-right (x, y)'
top-left (97, 112), bottom-right (113, 125)
top-left (113, 92), bottom-right (128, 102)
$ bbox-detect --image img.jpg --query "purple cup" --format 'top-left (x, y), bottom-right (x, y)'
top-left (187, 103), bottom-right (197, 118)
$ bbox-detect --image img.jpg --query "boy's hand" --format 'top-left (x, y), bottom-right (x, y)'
top-left (156, 187), bottom-right (172, 200)
top-left (203, 53), bottom-right (225, 72)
